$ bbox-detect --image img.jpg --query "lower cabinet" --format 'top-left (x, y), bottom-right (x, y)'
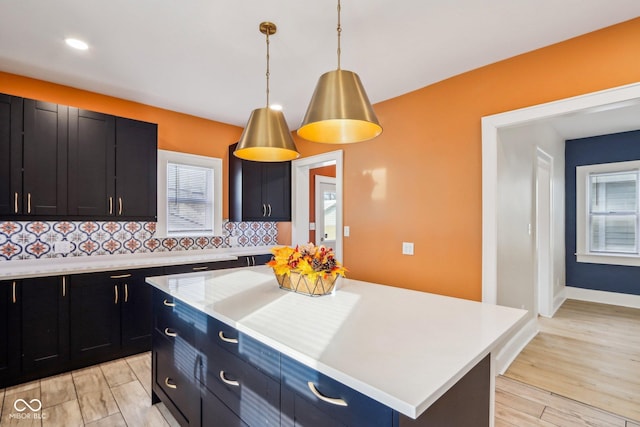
top-left (0, 280), bottom-right (22, 385)
top-left (69, 267), bottom-right (163, 365)
top-left (0, 277), bottom-right (69, 385)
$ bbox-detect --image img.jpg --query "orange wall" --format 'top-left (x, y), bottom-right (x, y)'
top-left (0, 72), bottom-right (243, 217)
top-left (3, 18), bottom-right (640, 300)
top-left (293, 17), bottom-right (640, 300)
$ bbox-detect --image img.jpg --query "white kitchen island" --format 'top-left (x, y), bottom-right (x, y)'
top-left (147, 265), bottom-right (526, 426)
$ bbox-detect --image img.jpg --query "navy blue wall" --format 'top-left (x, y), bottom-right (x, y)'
top-left (565, 129), bottom-right (640, 296)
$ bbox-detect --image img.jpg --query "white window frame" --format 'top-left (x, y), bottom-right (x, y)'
top-left (156, 149), bottom-right (223, 238)
top-left (576, 160), bottom-right (640, 266)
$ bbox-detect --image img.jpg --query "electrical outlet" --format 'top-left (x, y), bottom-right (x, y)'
top-left (309, 222), bottom-right (316, 231)
top-left (402, 242), bottom-right (414, 255)
top-left (344, 226), bottom-right (350, 237)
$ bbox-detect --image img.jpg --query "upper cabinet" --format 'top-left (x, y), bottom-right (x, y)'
top-left (0, 92), bottom-right (157, 221)
top-left (67, 112), bottom-right (157, 220)
top-left (229, 142), bottom-right (291, 222)
top-left (114, 117), bottom-right (157, 220)
top-left (1, 96), bottom-right (68, 217)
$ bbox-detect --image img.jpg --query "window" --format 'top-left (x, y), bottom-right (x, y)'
top-left (576, 161), bottom-right (640, 266)
top-left (588, 171), bottom-right (638, 254)
top-left (157, 150), bottom-right (222, 237)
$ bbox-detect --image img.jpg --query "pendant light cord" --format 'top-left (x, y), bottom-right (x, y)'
top-left (265, 30), bottom-right (271, 107)
top-left (337, 0), bottom-right (342, 70)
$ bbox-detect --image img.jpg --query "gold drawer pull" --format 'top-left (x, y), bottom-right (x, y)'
top-left (307, 382), bottom-right (348, 407)
top-left (164, 378), bottom-right (177, 389)
top-left (218, 331), bottom-right (238, 344)
top-left (110, 273), bottom-right (131, 279)
top-left (163, 299), bottom-right (175, 307)
top-left (192, 266), bottom-right (209, 271)
top-left (219, 371), bottom-right (239, 387)
top-left (14, 192), bottom-right (18, 213)
top-left (164, 328), bottom-right (177, 337)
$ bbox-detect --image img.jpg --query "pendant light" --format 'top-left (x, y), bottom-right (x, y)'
top-left (234, 22), bottom-right (299, 162)
top-left (297, 0), bottom-right (382, 144)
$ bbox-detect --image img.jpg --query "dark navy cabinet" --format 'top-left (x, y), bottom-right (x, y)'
top-left (0, 97), bottom-right (68, 218)
top-left (0, 280), bottom-right (21, 384)
top-left (229, 142), bottom-right (292, 222)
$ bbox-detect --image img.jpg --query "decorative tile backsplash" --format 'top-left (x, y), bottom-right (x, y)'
top-left (0, 220), bottom-right (278, 261)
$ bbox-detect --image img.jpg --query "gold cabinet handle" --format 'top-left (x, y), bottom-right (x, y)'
top-left (252, 256), bottom-right (256, 266)
top-left (164, 377), bottom-right (177, 389)
top-left (164, 328), bottom-right (177, 337)
top-left (27, 192), bottom-right (31, 214)
top-left (118, 197), bottom-right (123, 215)
top-left (307, 382), bottom-right (348, 407)
top-left (262, 203), bottom-right (266, 217)
top-left (218, 331), bottom-right (238, 344)
top-left (62, 277), bottom-right (66, 297)
top-left (110, 273), bottom-right (131, 279)
top-left (163, 299), bottom-right (175, 307)
top-left (109, 196), bottom-right (113, 215)
top-left (14, 192), bottom-right (18, 213)
top-left (267, 204), bottom-right (272, 217)
top-left (114, 285), bottom-right (118, 304)
top-left (219, 371), bottom-right (240, 387)
top-left (12, 281), bottom-right (16, 304)
top-left (192, 266), bottom-right (209, 271)
top-left (124, 283), bottom-right (128, 303)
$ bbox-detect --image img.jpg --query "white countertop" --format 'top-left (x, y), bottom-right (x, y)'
top-left (0, 246), bottom-right (276, 280)
top-left (146, 266), bottom-right (527, 419)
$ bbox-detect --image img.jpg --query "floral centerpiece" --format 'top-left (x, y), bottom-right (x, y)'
top-left (267, 243), bottom-right (347, 296)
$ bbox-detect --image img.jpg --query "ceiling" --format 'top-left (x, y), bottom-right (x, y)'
top-left (1, 1), bottom-right (639, 131)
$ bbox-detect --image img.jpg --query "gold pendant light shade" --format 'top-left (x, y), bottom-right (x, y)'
top-left (235, 107), bottom-right (299, 161)
top-left (297, 69), bottom-right (382, 143)
top-left (234, 21), bottom-right (300, 162)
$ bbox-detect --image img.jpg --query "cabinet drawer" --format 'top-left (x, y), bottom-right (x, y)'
top-left (203, 342), bottom-right (280, 427)
top-left (153, 290), bottom-right (205, 347)
top-left (281, 356), bottom-right (392, 427)
top-left (202, 386), bottom-right (248, 427)
top-left (163, 260), bottom-right (239, 275)
top-left (153, 331), bottom-right (199, 424)
top-left (204, 315), bottom-right (280, 379)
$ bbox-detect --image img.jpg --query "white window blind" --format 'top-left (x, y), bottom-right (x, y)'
top-left (588, 170), bottom-right (638, 254)
top-left (167, 163), bottom-right (213, 234)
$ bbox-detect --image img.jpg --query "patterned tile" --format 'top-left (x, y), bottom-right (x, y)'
top-left (0, 220), bottom-right (278, 261)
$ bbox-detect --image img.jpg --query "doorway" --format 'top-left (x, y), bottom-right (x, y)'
top-left (291, 150), bottom-right (344, 262)
top-left (315, 176), bottom-right (337, 250)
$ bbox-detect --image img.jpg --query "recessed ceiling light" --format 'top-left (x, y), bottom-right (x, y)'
top-left (65, 38), bottom-right (89, 50)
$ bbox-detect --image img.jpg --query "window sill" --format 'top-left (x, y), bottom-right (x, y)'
top-left (576, 253), bottom-right (640, 267)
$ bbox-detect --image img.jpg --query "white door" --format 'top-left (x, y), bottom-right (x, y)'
top-left (536, 149), bottom-right (553, 317)
top-left (315, 176), bottom-right (337, 251)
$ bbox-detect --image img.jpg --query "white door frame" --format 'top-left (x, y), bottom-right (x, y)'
top-left (292, 150), bottom-right (344, 262)
top-left (535, 148), bottom-right (553, 317)
top-left (482, 82), bottom-right (640, 304)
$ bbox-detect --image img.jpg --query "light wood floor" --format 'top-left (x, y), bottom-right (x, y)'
top-left (0, 353), bottom-right (179, 426)
top-left (500, 299), bottom-right (640, 426)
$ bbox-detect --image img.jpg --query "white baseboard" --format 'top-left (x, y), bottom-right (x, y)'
top-left (552, 288), bottom-right (567, 316)
top-left (494, 316), bottom-right (538, 375)
top-left (566, 286), bottom-right (640, 309)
